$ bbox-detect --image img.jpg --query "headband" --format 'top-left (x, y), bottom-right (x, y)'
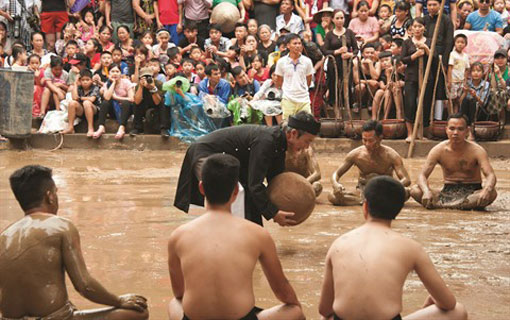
top-left (156, 29), bottom-right (170, 36)
top-left (288, 115), bottom-right (321, 135)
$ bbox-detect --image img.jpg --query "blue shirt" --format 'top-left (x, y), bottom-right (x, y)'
top-left (233, 80), bottom-right (261, 97)
top-left (466, 10), bottom-right (503, 31)
top-left (416, 0), bottom-right (456, 15)
top-left (198, 78), bottom-right (232, 105)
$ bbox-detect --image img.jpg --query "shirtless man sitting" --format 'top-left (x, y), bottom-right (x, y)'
top-left (285, 147), bottom-right (323, 197)
top-left (411, 114), bottom-right (497, 210)
top-left (328, 120), bottom-right (411, 206)
top-left (167, 154), bottom-right (304, 320)
top-left (319, 176), bottom-right (468, 320)
top-left (0, 165), bottom-right (148, 320)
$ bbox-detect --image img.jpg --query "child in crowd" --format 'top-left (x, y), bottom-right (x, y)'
top-left (84, 38), bottom-right (102, 71)
top-left (167, 47), bottom-right (183, 70)
top-left (494, 0), bottom-right (509, 28)
top-left (371, 51), bottom-right (404, 120)
top-left (248, 53), bottom-right (270, 83)
top-left (10, 45), bottom-right (27, 71)
top-left (40, 56), bottom-right (70, 117)
top-left (131, 44), bottom-right (150, 83)
top-left (181, 58), bottom-right (198, 84)
top-left (111, 46), bottom-right (130, 76)
top-left (189, 45), bottom-right (204, 65)
top-left (148, 58), bottom-right (166, 82)
top-left (247, 19), bottom-right (259, 36)
top-left (378, 4), bottom-right (393, 36)
top-left (194, 61), bottom-right (206, 84)
top-left (319, 176), bottom-right (468, 320)
top-left (63, 69), bottom-right (101, 136)
top-left (62, 40), bottom-right (79, 71)
top-left (178, 22), bottom-right (205, 57)
top-left (79, 8), bottom-right (97, 42)
top-left (93, 50), bottom-right (114, 86)
top-left (27, 54), bottom-right (45, 117)
top-left (448, 34), bottom-right (470, 114)
top-left (55, 22), bottom-right (83, 57)
top-left (165, 62), bottom-right (177, 81)
top-left (140, 31), bottom-right (155, 58)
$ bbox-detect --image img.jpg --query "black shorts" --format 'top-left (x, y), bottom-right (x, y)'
top-left (182, 306), bottom-right (263, 320)
top-left (334, 313), bottom-right (401, 320)
top-left (439, 183), bottom-right (482, 205)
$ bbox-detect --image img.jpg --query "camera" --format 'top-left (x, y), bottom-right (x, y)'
top-left (175, 80), bottom-right (183, 88)
top-left (143, 75), bottom-right (153, 84)
top-left (267, 91), bottom-right (276, 101)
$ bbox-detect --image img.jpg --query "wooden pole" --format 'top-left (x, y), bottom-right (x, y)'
top-left (407, 0), bottom-right (447, 158)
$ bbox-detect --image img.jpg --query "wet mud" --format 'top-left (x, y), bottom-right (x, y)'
top-left (0, 150), bottom-right (509, 319)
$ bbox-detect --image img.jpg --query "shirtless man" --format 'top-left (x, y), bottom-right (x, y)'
top-left (328, 120), bottom-right (411, 206)
top-left (285, 147), bottom-right (323, 197)
top-left (0, 165), bottom-right (149, 320)
top-left (411, 114), bottom-right (497, 210)
top-left (167, 154), bottom-right (304, 320)
top-left (319, 176), bottom-right (468, 320)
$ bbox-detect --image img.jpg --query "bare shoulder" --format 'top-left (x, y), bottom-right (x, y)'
top-left (382, 145), bottom-right (404, 161)
top-left (346, 146), bottom-right (364, 160)
top-left (467, 141), bottom-right (489, 157)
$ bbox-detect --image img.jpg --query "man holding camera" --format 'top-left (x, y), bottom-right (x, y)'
top-left (131, 67), bottom-right (171, 137)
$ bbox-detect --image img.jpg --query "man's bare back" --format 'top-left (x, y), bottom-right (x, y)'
top-left (0, 214), bottom-right (71, 317)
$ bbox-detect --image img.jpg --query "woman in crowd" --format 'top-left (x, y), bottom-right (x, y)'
top-left (116, 25), bottom-right (135, 60)
top-left (29, 32), bottom-right (48, 59)
top-left (322, 10), bottom-right (359, 110)
top-left (314, 7), bottom-right (334, 47)
top-left (390, 1), bottom-right (411, 39)
top-left (257, 25), bottom-right (276, 54)
top-left (93, 63), bottom-right (134, 140)
top-left (98, 25), bottom-right (115, 52)
top-left (348, 1), bottom-right (380, 46)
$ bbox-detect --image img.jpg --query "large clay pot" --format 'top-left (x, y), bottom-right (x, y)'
top-left (267, 172), bottom-right (316, 225)
top-left (429, 120), bottom-right (448, 140)
top-left (210, 2), bottom-right (241, 33)
top-left (381, 119), bottom-right (406, 139)
top-left (320, 118), bottom-right (343, 138)
top-left (474, 121), bottom-right (501, 141)
top-left (344, 120), bottom-right (365, 139)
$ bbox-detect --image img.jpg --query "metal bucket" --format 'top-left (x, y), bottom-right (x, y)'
top-left (474, 121), bottom-right (501, 141)
top-left (320, 118), bottom-right (343, 138)
top-left (382, 119), bottom-right (406, 139)
top-left (0, 69), bottom-right (34, 138)
top-left (429, 120), bottom-right (448, 140)
top-left (344, 120), bottom-right (365, 139)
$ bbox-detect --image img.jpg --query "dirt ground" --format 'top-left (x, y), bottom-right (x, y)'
top-left (0, 149), bottom-right (509, 319)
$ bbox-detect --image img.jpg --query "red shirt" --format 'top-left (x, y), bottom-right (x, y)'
top-left (248, 67), bottom-right (270, 83)
top-left (157, 0), bottom-right (179, 25)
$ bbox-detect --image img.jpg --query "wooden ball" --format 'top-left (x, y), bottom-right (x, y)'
top-left (210, 2), bottom-right (241, 33)
top-left (267, 172), bottom-right (316, 225)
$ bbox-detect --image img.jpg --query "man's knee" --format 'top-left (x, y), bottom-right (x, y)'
top-left (451, 302), bottom-right (468, 320)
top-left (313, 181), bottom-right (323, 197)
top-left (410, 184), bottom-right (423, 202)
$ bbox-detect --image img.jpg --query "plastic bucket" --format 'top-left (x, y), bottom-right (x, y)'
top-left (0, 69), bottom-right (34, 138)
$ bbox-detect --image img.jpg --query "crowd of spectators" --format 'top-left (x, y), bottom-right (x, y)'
top-left (0, 0), bottom-right (509, 141)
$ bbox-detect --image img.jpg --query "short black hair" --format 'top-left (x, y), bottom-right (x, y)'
top-left (79, 68), bottom-right (93, 78)
top-left (454, 33), bottom-right (468, 45)
top-left (234, 23), bottom-right (247, 31)
top-left (363, 176), bottom-right (406, 220)
top-left (286, 33), bottom-right (301, 44)
top-left (9, 165), bottom-right (55, 211)
top-left (50, 55), bottom-right (63, 68)
top-left (283, 111), bottom-right (317, 136)
top-left (66, 40), bottom-right (78, 48)
top-left (101, 50), bottom-right (113, 57)
top-left (209, 24), bottom-right (222, 33)
top-left (205, 63), bottom-right (220, 76)
top-left (362, 43), bottom-right (376, 52)
top-left (392, 38), bottom-right (404, 48)
top-left (167, 47), bottom-right (180, 59)
top-left (201, 154), bottom-right (240, 205)
top-left (362, 120), bottom-right (383, 136)
top-left (184, 21), bottom-right (198, 31)
top-left (231, 65), bottom-right (244, 78)
top-left (447, 112), bottom-right (468, 126)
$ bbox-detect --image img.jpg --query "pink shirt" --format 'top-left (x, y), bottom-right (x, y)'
top-left (348, 16), bottom-right (379, 40)
top-left (102, 78), bottom-right (133, 98)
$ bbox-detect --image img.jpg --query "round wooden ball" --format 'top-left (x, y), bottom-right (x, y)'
top-left (210, 2), bottom-right (241, 33)
top-left (267, 172), bottom-right (316, 225)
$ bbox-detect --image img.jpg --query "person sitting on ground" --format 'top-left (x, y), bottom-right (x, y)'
top-left (0, 165), bottom-right (149, 320)
top-left (131, 67), bottom-right (170, 137)
top-left (40, 56), bottom-right (70, 117)
top-left (167, 154), bottom-right (305, 320)
top-left (410, 113), bottom-right (498, 210)
top-left (319, 176), bottom-right (468, 320)
top-left (353, 43), bottom-right (381, 113)
top-left (371, 51), bottom-right (404, 120)
top-left (62, 69), bottom-right (102, 136)
top-left (285, 146), bottom-right (323, 197)
top-left (328, 120), bottom-right (411, 206)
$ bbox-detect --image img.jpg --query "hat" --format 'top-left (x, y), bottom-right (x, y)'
top-left (494, 49), bottom-right (507, 58)
top-left (69, 53), bottom-right (88, 65)
top-left (139, 67), bottom-right (153, 78)
top-left (288, 115), bottom-right (321, 135)
top-left (279, 26), bottom-right (291, 33)
top-left (313, 7), bottom-right (334, 25)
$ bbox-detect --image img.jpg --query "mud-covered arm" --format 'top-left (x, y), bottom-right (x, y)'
top-left (168, 230), bottom-right (184, 299)
top-left (306, 149), bottom-right (321, 184)
top-left (259, 229), bottom-right (301, 307)
top-left (477, 147), bottom-right (497, 205)
top-left (392, 152), bottom-right (411, 187)
top-left (331, 152), bottom-right (355, 189)
top-left (318, 250), bottom-right (335, 317)
top-left (62, 221), bottom-right (146, 311)
top-left (417, 146), bottom-right (440, 194)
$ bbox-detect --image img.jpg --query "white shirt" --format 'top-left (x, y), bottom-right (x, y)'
top-left (275, 54), bottom-right (314, 103)
top-left (275, 13), bottom-right (305, 35)
top-left (448, 50), bottom-right (470, 82)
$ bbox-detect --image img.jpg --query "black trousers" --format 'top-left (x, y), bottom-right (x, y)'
top-left (403, 80), bottom-right (434, 128)
top-left (133, 90), bottom-right (170, 132)
top-left (460, 96), bottom-right (477, 125)
top-left (97, 100), bottom-right (132, 127)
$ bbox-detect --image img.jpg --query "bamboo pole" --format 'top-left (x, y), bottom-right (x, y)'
top-left (407, 0), bottom-right (447, 158)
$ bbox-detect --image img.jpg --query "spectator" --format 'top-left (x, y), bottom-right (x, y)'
top-left (28, 32), bottom-right (48, 60)
top-left (240, 34), bottom-right (266, 70)
top-left (178, 0), bottom-right (213, 40)
top-left (131, 44), bottom-right (151, 83)
top-left (198, 63), bottom-right (232, 105)
top-left (447, 34), bottom-right (470, 114)
top-left (348, 1), bottom-right (380, 45)
top-left (27, 54), bottom-right (45, 117)
top-left (351, 0), bottom-right (380, 18)
top-left (313, 7), bottom-right (334, 47)
top-left (152, 29), bottom-right (175, 64)
top-left (63, 69), bottom-right (102, 136)
top-left (204, 24), bottom-right (231, 59)
top-left (131, 67), bottom-right (170, 137)
top-left (465, 0), bottom-right (504, 34)
top-left (98, 25), bottom-right (115, 52)
top-left (353, 43), bottom-right (381, 112)
top-left (457, 1), bottom-right (474, 29)
top-left (79, 8), bottom-right (97, 43)
top-left (416, 0), bottom-right (458, 26)
top-left (231, 23), bottom-right (249, 48)
top-left (231, 65), bottom-right (261, 97)
top-left (84, 38), bottom-right (102, 71)
top-left (257, 24), bottom-right (277, 54)
top-left (274, 33), bottom-right (314, 119)
top-left (248, 53), bottom-right (270, 83)
top-left (378, 4), bottom-right (393, 36)
top-left (247, 19), bottom-right (259, 36)
top-left (322, 9), bottom-right (358, 110)
top-left (39, 0), bottom-right (69, 52)
top-left (0, 21), bottom-right (10, 55)
top-left (276, 0), bottom-right (305, 35)
top-left (133, 0), bottom-right (158, 34)
top-left (459, 62), bottom-right (489, 139)
top-left (93, 63), bottom-right (135, 140)
top-left (155, 0), bottom-right (182, 45)
top-left (178, 21), bottom-right (205, 57)
top-left (116, 25), bottom-right (135, 59)
top-left (10, 45), bottom-right (27, 70)
top-left (494, 0), bottom-right (509, 28)
top-left (55, 22), bottom-right (83, 58)
top-left (302, 0), bottom-right (329, 31)
top-left (111, 46), bottom-right (131, 75)
top-left (106, 0), bottom-right (135, 42)
top-left (40, 56), bottom-right (70, 117)
top-left (93, 50), bottom-right (115, 86)
top-left (252, 64), bottom-right (283, 125)
top-left (390, 1), bottom-right (412, 39)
